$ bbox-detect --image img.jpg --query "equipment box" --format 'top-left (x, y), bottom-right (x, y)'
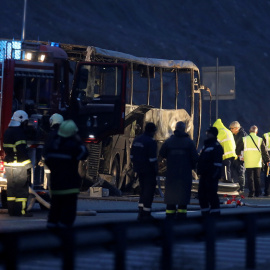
top-left (90, 187), bottom-right (109, 198)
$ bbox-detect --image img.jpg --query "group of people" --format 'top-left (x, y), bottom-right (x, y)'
top-left (3, 110), bottom-right (87, 231)
top-left (4, 109), bottom-right (270, 224)
top-left (131, 119), bottom-right (270, 221)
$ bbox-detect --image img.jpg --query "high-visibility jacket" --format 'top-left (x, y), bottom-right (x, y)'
top-left (263, 132), bottom-right (270, 151)
top-left (213, 119), bottom-right (237, 160)
top-left (243, 133), bottom-right (262, 168)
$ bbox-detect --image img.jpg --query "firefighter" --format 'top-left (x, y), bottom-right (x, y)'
top-left (44, 120), bottom-right (88, 228)
top-left (263, 130), bottom-right (270, 196)
top-left (42, 113), bottom-right (64, 188)
top-left (243, 125), bottom-right (269, 197)
top-left (198, 127), bottom-right (224, 216)
top-left (159, 121), bottom-right (198, 220)
top-left (3, 110), bottom-right (32, 217)
top-left (213, 119), bottom-right (237, 183)
top-left (130, 122), bottom-right (158, 221)
top-left (229, 121), bottom-right (247, 193)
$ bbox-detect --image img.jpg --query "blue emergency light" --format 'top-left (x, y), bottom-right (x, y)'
top-left (50, 42), bottom-right (60, 47)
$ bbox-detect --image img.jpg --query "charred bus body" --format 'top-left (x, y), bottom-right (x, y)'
top-left (68, 47), bottom-right (203, 192)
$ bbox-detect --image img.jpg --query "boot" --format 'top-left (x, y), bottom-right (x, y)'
top-left (175, 212), bottom-right (187, 221)
top-left (166, 213), bottom-right (176, 220)
top-left (138, 210), bottom-right (155, 221)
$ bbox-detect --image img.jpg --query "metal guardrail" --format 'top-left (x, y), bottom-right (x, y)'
top-left (0, 211), bottom-right (270, 270)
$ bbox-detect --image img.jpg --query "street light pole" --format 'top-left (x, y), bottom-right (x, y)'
top-left (21, 0), bottom-right (28, 42)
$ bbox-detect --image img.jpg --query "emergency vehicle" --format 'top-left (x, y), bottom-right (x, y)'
top-left (0, 39), bottom-right (71, 206)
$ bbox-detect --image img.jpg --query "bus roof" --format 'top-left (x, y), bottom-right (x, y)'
top-left (86, 46), bottom-right (199, 72)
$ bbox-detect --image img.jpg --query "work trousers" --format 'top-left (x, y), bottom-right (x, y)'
top-left (246, 168), bottom-right (261, 196)
top-left (166, 204), bottom-right (187, 219)
top-left (47, 193), bottom-right (78, 228)
top-left (198, 174), bottom-right (220, 215)
top-left (5, 166), bottom-right (31, 216)
top-left (138, 172), bottom-right (156, 212)
top-left (232, 159), bottom-right (246, 191)
top-left (222, 157), bottom-right (235, 183)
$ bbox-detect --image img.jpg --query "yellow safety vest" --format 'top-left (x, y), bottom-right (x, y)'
top-left (243, 133), bottom-right (262, 168)
top-left (263, 132), bottom-right (270, 151)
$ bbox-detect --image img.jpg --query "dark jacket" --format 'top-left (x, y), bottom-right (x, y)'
top-left (44, 134), bottom-right (88, 194)
top-left (197, 137), bottom-right (223, 179)
top-left (233, 127), bottom-right (247, 156)
top-left (131, 132), bottom-right (157, 174)
top-left (159, 130), bottom-right (199, 205)
top-left (3, 126), bottom-right (30, 163)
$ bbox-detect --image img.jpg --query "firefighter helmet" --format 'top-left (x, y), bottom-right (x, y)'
top-left (9, 110), bottom-right (29, 127)
top-left (49, 113), bottom-right (64, 127)
top-left (58, 120), bottom-right (78, 138)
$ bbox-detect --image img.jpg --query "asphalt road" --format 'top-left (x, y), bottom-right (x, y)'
top-left (1, 193), bottom-right (270, 270)
top-left (1, 192), bottom-right (270, 232)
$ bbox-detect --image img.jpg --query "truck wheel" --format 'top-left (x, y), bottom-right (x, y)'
top-left (1, 190), bottom-right (7, 209)
top-left (111, 157), bottom-right (120, 188)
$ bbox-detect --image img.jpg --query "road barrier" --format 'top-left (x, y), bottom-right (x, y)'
top-left (0, 211), bottom-right (269, 270)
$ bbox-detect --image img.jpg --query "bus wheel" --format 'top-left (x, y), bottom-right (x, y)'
top-left (111, 157), bottom-right (120, 188)
top-left (1, 190), bottom-right (7, 209)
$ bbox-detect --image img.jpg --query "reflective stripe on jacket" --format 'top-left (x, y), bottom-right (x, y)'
top-left (243, 133), bottom-right (262, 168)
top-left (213, 119), bottom-right (237, 160)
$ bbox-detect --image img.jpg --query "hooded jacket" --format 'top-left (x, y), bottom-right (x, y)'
top-left (213, 119), bottom-right (237, 160)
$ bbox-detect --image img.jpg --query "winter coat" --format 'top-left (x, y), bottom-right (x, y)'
top-left (233, 127), bottom-right (247, 156)
top-left (44, 134), bottom-right (88, 195)
top-left (197, 137), bottom-right (224, 179)
top-left (159, 130), bottom-right (199, 205)
top-left (130, 132), bottom-right (157, 175)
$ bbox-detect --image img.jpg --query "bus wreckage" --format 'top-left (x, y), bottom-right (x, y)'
top-left (66, 44), bottom-right (239, 196)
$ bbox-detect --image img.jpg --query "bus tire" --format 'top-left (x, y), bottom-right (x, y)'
top-left (111, 157), bottom-right (120, 188)
top-left (1, 190), bottom-right (7, 209)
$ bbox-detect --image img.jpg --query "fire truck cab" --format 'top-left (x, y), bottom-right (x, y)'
top-left (0, 39), bottom-right (70, 205)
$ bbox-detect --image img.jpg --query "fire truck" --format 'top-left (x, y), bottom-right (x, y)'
top-left (0, 39), bottom-right (71, 206)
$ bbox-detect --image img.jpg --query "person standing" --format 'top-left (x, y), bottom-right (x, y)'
top-left (130, 122), bottom-right (158, 221)
top-left (229, 121), bottom-right (247, 193)
top-left (243, 125), bottom-right (269, 197)
top-left (42, 113), bottom-right (64, 188)
top-left (263, 131), bottom-right (270, 196)
top-left (3, 110), bottom-right (32, 217)
top-left (44, 120), bottom-right (88, 228)
top-left (213, 119), bottom-right (237, 183)
top-left (198, 127), bottom-right (224, 216)
top-left (159, 121), bottom-right (198, 220)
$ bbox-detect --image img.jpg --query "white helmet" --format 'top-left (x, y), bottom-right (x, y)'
top-left (49, 113), bottom-right (64, 127)
top-left (9, 110), bottom-right (28, 127)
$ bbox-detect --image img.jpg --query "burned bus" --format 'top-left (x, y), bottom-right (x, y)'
top-left (67, 46), bottom-right (204, 192)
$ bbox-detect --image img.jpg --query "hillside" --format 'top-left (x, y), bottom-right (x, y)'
top-left (1, 0), bottom-right (270, 141)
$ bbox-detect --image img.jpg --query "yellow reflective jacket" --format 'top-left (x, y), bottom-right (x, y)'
top-left (243, 133), bottom-right (262, 168)
top-left (213, 119), bottom-right (237, 160)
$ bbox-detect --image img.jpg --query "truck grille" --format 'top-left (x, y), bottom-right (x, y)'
top-left (87, 143), bottom-right (102, 181)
